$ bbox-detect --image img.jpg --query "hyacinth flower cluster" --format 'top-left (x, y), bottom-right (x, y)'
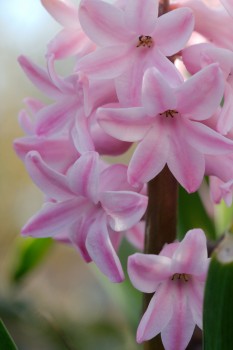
top-left (15, 0), bottom-right (233, 349)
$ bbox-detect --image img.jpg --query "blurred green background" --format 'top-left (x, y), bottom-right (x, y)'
top-left (1, 1), bottom-right (233, 349)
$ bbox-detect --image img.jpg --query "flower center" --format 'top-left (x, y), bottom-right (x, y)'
top-left (160, 109), bottom-right (178, 118)
top-left (136, 35), bottom-right (153, 48)
top-left (171, 273), bottom-right (190, 282)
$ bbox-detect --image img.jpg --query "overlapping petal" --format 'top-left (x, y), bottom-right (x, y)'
top-left (128, 253), bottom-right (172, 293)
top-left (25, 151), bottom-right (73, 200)
top-left (171, 229), bottom-right (208, 276)
top-left (161, 286), bottom-right (195, 350)
top-left (86, 212), bottom-right (124, 282)
top-left (100, 191), bottom-right (148, 231)
top-left (128, 123), bottom-right (169, 186)
top-left (79, 0), bottom-right (129, 46)
top-left (176, 64), bottom-right (224, 120)
top-left (67, 152), bottom-right (99, 203)
top-left (18, 56), bottom-right (61, 99)
top-left (21, 198), bottom-right (85, 237)
top-left (142, 67), bottom-right (177, 117)
top-left (137, 282), bottom-right (173, 343)
top-left (41, 0), bottom-right (79, 27)
top-left (182, 119), bottom-right (233, 155)
top-left (167, 120), bottom-right (205, 193)
top-left (153, 8), bottom-right (194, 56)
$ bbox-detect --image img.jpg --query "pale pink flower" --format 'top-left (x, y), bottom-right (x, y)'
top-left (221, 0), bottom-right (233, 16)
top-left (41, 0), bottom-right (94, 60)
top-left (98, 64), bottom-right (233, 192)
top-left (209, 176), bottom-right (233, 206)
top-left (128, 229), bottom-right (209, 349)
top-left (18, 55), bottom-right (130, 155)
top-left (176, 0), bottom-right (233, 50)
top-left (21, 151), bottom-right (148, 282)
top-left (14, 97), bottom-right (80, 172)
top-left (77, 0), bottom-right (194, 105)
top-left (182, 43), bottom-right (233, 134)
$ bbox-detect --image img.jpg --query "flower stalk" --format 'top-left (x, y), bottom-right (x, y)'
top-left (143, 166), bottom-right (178, 349)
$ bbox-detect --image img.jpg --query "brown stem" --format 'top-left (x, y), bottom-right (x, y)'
top-left (143, 166), bottom-right (178, 350)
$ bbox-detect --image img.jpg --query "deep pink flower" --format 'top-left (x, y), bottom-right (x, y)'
top-left (98, 64), bottom-right (233, 192)
top-left (77, 0), bottom-right (194, 105)
top-left (21, 151), bottom-right (148, 282)
top-left (128, 229), bottom-right (209, 349)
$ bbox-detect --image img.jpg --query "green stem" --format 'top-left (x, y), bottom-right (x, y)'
top-left (143, 166), bottom-right (178, 350)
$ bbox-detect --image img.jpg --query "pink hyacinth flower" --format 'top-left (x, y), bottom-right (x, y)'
top-left (176, 0), bottom-right (233, 50)
top-left (221, 0), bottom-right (233, 16)
top-left (98, 64), bottom-right (233, 193)
top-left (128, 229), bottom-right (209, 349)
top-left (21, 151), bottom-right (148, 282)
top-left (41, 0), bottom-right (95, 60)
top-left (77, 0), bottom-right (194, 105)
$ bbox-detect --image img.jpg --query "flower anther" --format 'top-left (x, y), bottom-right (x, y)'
top-left (171, 273), bottom-right (190, 282)
top-left (160, 109), bottom-right (178, 118)
top-left (136, 35), bottom-right (153, 48)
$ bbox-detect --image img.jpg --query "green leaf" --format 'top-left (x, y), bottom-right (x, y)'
top-left (178, 185), bottom-right (216, 240)
top-left (11, 237), bottom-right (53, 283)
top-left (0, 319), bottom-right (18, 350)
top-left (203, 234), bottom-right (233, 350)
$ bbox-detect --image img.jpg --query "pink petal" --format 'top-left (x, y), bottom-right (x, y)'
top-left (142, 67), bottom-right (177, 117)
top-left (176, 64), bottom-right (224, 120)
top-left (137, 281), bottom-right (173, 343)
top-left (41, 0), bottom-right (79, 27)
top-left (78, 0), bottom-right (129, 46)
top-left (217, 83), bottom-right (233, 134)
top-left (128, 123), bottom-right (169, 186)
top-left (67, 152), bottom-right (100, 203)
top-left (161, 285), bottom-right (195, 350)
top-left (98, 105), bottom-right (151, 142)
top-left (24, 97), bottom-right (44, 114)
top-left (153, 8), bottom-right (194, 56)
top-left (115, 53), bottom-right (151, 107)
top-left (18, 56), bottom-right (60, 99)
top-left (25, 151), bottom-right (74, 200)
top-left (172, 229), bottom-right (208, 277)
top-left (183, 119), bottom-right (233, 155)
top-left (221, 0), bottom-right (233, 16)
top-left (128, 253), bottom-right (172, 293)
top-left (126, 221), bottom-right (145, 251)
top-left (167, 120), bottom-right (205, 193)
top-left (124, 0), bottom-right (158, 35)
top-left (71, 112), bottom-right (95, 154)
top-left (182, 43), bottom-right (209, 74)
top-left (76, 45), bottom-right (133, 79)
top-left (90, 118), bottom-right (132, 156)
top-left (18, 110), bottom-right (34, 135)
top-left (47, 28), bottom-right (94, 60)
top-left (69, 216), bottom-right (95, 262)
top-left (86, 212), bottom-right (124, 282)
top-left (100, 191), bottom-right (148, 231)
top-left (22, 198), bottom-right (85, 237)
top-left (151, 48), bottom-right (183, 87)
top-left (99, 164), bottom-right (131, 192)
top-left (35, 100), bottom-right (76, 136)
top-left (14, 135), bottom-right (79, 172)
top-left (188, 280), bottom-right (205, 329)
